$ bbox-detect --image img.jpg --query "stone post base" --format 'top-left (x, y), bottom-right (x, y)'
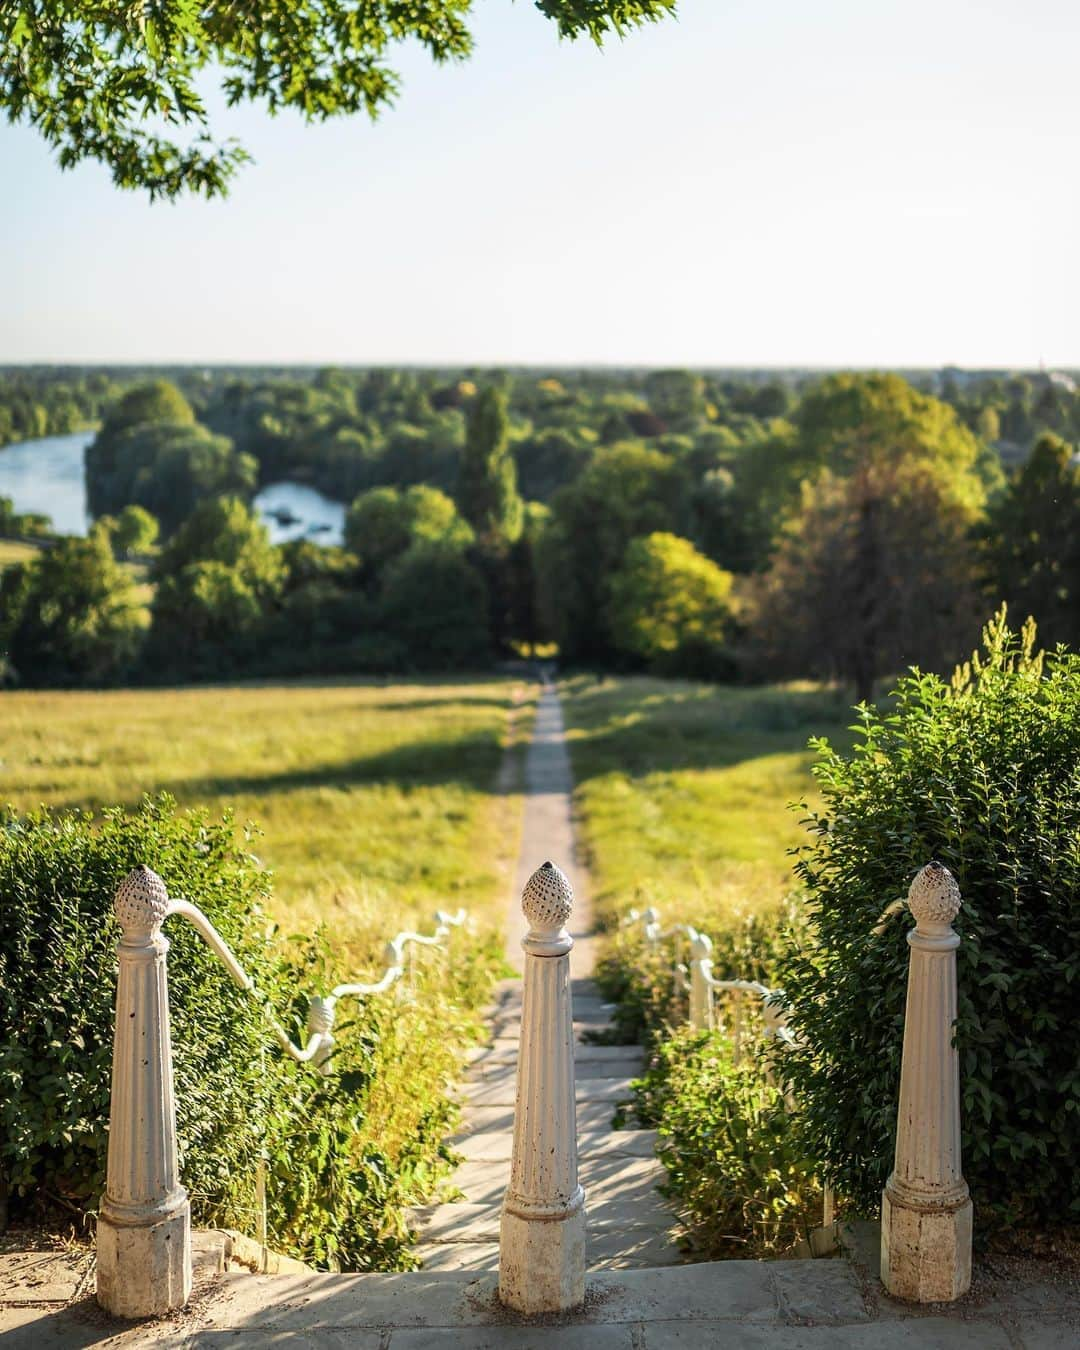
top-left (881, 1187), bottom-right (972, 1303)
top-left (96, 1200), bottom-right (192, 1318)
top-left (499, 1204), bottom-right (586, 1314)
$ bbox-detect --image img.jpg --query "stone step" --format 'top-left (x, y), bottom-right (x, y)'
top-left (452, 1128), bottom-right (658, 1163)
top-left (410, 1200), bottom-right (679, 1244)
top-left (435, 1156), bottom-right (665, 1208)
top-left (461, 1076), bottom-right (635, 1109)
top-left (207, 1260), bottom-right (877, 1334)
top-left (455, 1100), bottom-right (627, 1135)
top-left (467, 1042), bottom-right (643, 1066)
top-left (493, 1006), bottom-right (614, 1036)
top-left (415, 1224), bottom-right (685, 1273)
top-left (465, 1055), bottom-right (642, 1085)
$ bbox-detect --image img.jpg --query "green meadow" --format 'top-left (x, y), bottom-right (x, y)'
top-left (560, 676), bottom-right (855, 931)
top-left (1, 676), bottom-right (530, 966)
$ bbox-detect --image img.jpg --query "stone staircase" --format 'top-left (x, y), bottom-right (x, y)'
top-left (411, 977), bottom-right (682, 1272)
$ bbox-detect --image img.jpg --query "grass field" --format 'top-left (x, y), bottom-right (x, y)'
top-left (1, 676), bottom-right (530, 965)
top-left (560, 676), bottom-right (856, 930)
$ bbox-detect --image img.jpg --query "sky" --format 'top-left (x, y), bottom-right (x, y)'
top-left (3, 0), bottom-right (1080, 368)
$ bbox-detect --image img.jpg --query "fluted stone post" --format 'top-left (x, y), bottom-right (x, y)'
top-left (881, 861), bottom-right (972, 1303)
top-left (97, 866), bottom-right (191, 1319)
top-left (499, 861), bottom-right (586, 1314)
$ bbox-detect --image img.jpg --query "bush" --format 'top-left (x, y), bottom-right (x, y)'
top-left (0, 796), bottom-right (500, 1268)
top-left (626, 1027), bottom-right (821, 1257)
top-left (607, 531), bottom-right (736, 674)
top-left (780, 611), bottom-right (1080, 1231)
top-left (5, 532), bottom-right (146, 686)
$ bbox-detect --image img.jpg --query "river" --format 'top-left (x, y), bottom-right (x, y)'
top-left (0, 431), bottom-right (346, 545)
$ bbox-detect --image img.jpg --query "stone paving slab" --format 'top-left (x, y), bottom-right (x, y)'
top-left (411, 1201), bottom-right (679, 1244)
top-left (468, 1043), bottom-right (640, 1067)
top-left (447, 1156), bottom-right (666, 1207)
top-left (417, 1225), bottom-right (685, 1274)
top-left (467, 1054), bottom-right (643, 1083)
top-left (388, 1327), bottom-right (635, 1350)
top-left (462, 1076), bottom-right (635, 1108)
top-left (453, 1129), bottom-right (658, 1163)
top-left (455, 1100), bottom-right (621, 1136)
top-left (638, 1320), bottom-right (1016, 1349)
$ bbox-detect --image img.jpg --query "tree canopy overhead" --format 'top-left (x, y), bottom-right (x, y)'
top-left (1, 1), bottom-right (676, 199)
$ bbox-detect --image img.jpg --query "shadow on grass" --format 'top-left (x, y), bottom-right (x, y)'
top-left (560, 678), bottom-right (857, 784)
top-left (46, 729), bottom-right (511, 816)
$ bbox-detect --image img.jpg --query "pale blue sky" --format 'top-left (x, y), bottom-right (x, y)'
top-left (3, 0), bottom-right (1078, 367)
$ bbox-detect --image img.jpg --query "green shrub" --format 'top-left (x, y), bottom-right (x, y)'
top-left (0, 796), bottom-right (500, 1268)
top-left (626, 1027), bottom-right (821, 1257)
top-left (780, 611), bottom-right (1080, 1231)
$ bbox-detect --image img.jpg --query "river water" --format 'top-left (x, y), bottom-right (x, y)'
top-left (0, 431), bottom-right (346, 545)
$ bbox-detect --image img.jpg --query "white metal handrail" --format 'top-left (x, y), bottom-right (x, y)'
top-left (167, 897), bottom-right (468, 1073)
top-left (621, 906), bottom-right (790, 1047)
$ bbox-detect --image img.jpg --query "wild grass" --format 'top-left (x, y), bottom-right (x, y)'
top-left (560, 675), bottom-right (855, 932)
top-left (1, 676), bottom-right (531, 969)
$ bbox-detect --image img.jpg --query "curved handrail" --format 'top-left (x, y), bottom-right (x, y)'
top-left (165, 898), bottom-right (467, 1072)
top-left (621, 903), bottom-right (790, 1035)
top-left (331, 909), bottom-right (467, 999)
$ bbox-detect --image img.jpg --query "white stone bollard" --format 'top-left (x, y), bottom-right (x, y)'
top-left (881, 861), bottom-right (972, 1303)
top-left (96, 866), bottom-right (192, 1319)
top-left (499, 860), bottom-right (586, 1314)
top-left (688, 931), bottom-right (714, 1031)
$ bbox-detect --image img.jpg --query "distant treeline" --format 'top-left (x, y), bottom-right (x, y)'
top-left (3, 364), bottom-right (1080, 693)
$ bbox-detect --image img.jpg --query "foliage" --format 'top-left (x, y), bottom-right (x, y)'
top-left (110, 503), bottom-right (160, 558)
top-left (87, 418), bottom-right (257, 535)
top-left (538, 442), bottom-right (681, 661)
top-left (608, 532), bottom-right (736, 674)
top-left (381, 542), bottom-right (492, 669)
top-left (147, 497), bottom-right (284, 674)
top-left (155, 496), bottom-right (283, 591)
top-left (2, 532), bottom-right (146, 686)
top-left (346, 484), bottom-right (473, 578)
top-left (780, 612), bottom-right (1080, 1230)
top-left (626, 1028), bottom-right (822, 1257)
top-left (0, 369), bottom-right (119, 449)
top-left (0, 795), bottom-right (502, 1269)
top-left (0, 2), bottom-right (673, 198)
top-left (986, 433), bottom-right (1080, 648)
top-left (732, 372), bottom-right (995, 567)
top-left (457, 387), bottom-right (523, 548)
top-left (751, 463), bottom-right (981, 702)
top-left (0, 494), bottom-right (52, 539)
top-left (100, 380), bottom-right (195, 435)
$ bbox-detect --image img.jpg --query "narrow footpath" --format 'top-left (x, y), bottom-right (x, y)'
top-left (411, 681), bottom-right (681, 1271)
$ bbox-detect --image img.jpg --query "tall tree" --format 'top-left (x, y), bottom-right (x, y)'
top-left (751, 462), bottom-right (980, 703)
top-left (535, 441), bottom-right (681, 662)
top-left (457, 387), bottom-right (523, 548)
top-left (1, 3), bottom-right (674, 198)
top-left (732, 373), bottom-right (999, 571)
top-left (987, 434), bottom-right (1080, 647)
